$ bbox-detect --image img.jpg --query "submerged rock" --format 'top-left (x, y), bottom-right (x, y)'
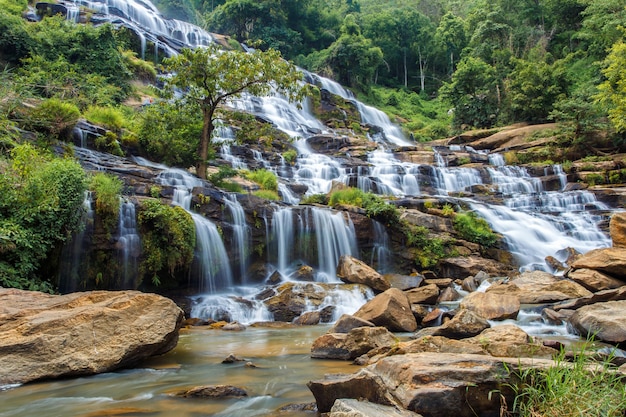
top-left (176, 385), bottom-right (248, 398)
top-left (0, 289), bottom-right (184, 385)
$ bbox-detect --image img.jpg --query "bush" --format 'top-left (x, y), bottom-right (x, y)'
top-left (301, 193), bottom-right (329, 205)
top-left (328, 187), bottom-right (400, 226)
top-left (83, 105), bottom-right (125, 131)
top-left (509, 340), bottom-right (626, 416)
top-left (253, 189), bottom-right (280, 201)
top-left (246, 168), bottom-right (278, 192)
top-left (89, 173), bottom-right (122, 236)
top-left (27, 98), bottom-right (80, 141)
top-left (137, 199), bottom-right (196, 286)
top-left (453, 211), bottom-right (497, 247)
top-left (283, 148), bottom-right (297, 164)
top-left (0, 145), bottom-right (87, 291)
top-left (405, 224), bottom-right (446, 269)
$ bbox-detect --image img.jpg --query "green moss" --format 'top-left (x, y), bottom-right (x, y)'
top-left (246, 168), bottom-right (278, 192)
top-left (453, 211), bottom-right (497, 247)
top-left (89, 173), bottom-right (122, 237)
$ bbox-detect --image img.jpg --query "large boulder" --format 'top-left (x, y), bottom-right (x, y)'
top-left (565, 268), bottom-right (625, 292)
top-left (609, 211), bottom-right (626, 248)
top-left (460, 291), bottom-right (520, 321)
top-left (568, 300), bottom-right (626, 344)
top-left (337, 255), bottom-right (390, 292)
top-left (354, 288), bottom-right (418, 332)
top-left (486, 271), bottom-right (592, 304)
top-left (329, 398), bottom-right (421, 417)
top-left (405, 284), bottom-right (439, 305)
top-left (0, 289), bottom-right (184, 385)
top-left (329, 314), bottom-right (375, 334)
top-left (466, 325), bottom-right (557, 358)
top-left (570, 248), bottom-right (626, 281)
top-left (308, 352), bottom-right (555, 416)
top-left (429, 309), bottom-right (490, 339)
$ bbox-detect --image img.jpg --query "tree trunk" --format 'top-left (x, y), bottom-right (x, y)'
top-left (196, 106), bottom-right (214, 180)
top-left (403, 48), bottom-right (408, 88)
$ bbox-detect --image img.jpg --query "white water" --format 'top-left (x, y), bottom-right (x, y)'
top-left (117, 200), bottom-right (141, 289)
top-left (224, 194), bottom-right (250, 284)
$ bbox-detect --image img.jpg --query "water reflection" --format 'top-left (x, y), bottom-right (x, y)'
top-left (0, 326), bottom-right (360, 417)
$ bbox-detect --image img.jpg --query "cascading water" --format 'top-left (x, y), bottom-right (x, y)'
top-left (117, 199), bottom-right (141, 289)
top-left (223, 194), bottom-right (250, 284)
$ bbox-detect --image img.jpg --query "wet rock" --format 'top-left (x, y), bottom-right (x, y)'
top-left (308, 352), bottom-right (556, 416)
top-left (437, 287), bottom-right (461, 303)
top-left (467, 325), bottom-right (557, 358)
top-left (460, 291), bottom-right (520, 321)
top-left (461, 276), bottom-right (480, 292)
top-left (545, 255), bottom-right (567, 272)
top-left (541, 308), bottom-right (572, 324)
top-left (569, 300), bottom-right (626, 344)
top-left (320, 305), bottom-right (336, 323)
top-left (176, 385), bottom-right (248, 398)
top-left (420, 308), bottom-right (443, 327)
top-left (430, 309), bottom-right (490, 339)
top-left (486, 271), bottom-right (592, 304)
top-left (277, 402), bottom-right (317, 413)
top-left (311, 327), bottom-right (396, 360)
top-left (267, 270), bottom-right (283, 285)
top-left (0, 289), bottom-right (183, 385)
top-left (384, 274), bottom-right (423, 291)
top-left (570, 247), bottom-right (626, 280)
top-left (354, 288), bottom-right (418, 332)
top-left (222, 353), bottom-right (246, 363)
top-left (292, 264), bottom-right (315, 281)
top-left (439, 256), bottom-right (512, 279)
top-left (222, 321), bottom-right (246, 331)
top-left (405, 284), bottom-right (439, 305)
top-left (609, 211), bottom-right (626, 248)
top-left (329, 398), bottom-right (421, 417)
top-left (566, 268), bottom-right (625, 292)
top-left (245, 362), bottom-right (258, 368)
top-left (337, 255), bottom-right (390, 292)
top-left (552, 286), bottom-right (626, 311)
top-left (294, 311), bottom-right (321, 325)
top-left (329, 314), bottom-right (375, 333)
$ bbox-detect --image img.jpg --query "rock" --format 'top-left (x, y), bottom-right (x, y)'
top-left (396, 336), bottom-right (485, 356)
top-left (337, 255), bottom-right (390, 292)
top-left (552, 286), bottom-right (626, 311)
top-left (568, 300), bottom-right (626, 344)
top-left (329, 314), bottom-right (375, 333)
top-left (467, 325), bottom-right (557, 358)
top-left (437, 287), bottom-right (461, 303)
top-left (570, 247), bottom-right (626, 280)
top-left (222, 353), bottom-right (246, 363)
top-left (609, 211), bottom-right (626, 247)
top-left (222, 321), bottom-right (246, 331)
top-left (430, 309), bottom-right (490, 339)
top-left (176, 385), bottom-right (248, 398)
top-left (354, 288), bottom-right (418, 332)
top-left (439, 256), bottom-right (512, 279)
top-left (277, 403), bottom-right (317, 413)
top-left (566, 268), bottom-right (625, 292)
top-left (460, 291), bottom-right (520, 321)
top-left (329, 398), bottom-right (421, 417)
top-left (423, 278), bottom-right (453, 289)
top-left (0, 289), bottom-right (183, 385)
top-left (461, 276), bottom-right (480, 292)
top-left (486, 271), bottom-right (592, 304)
top-left (311, 327), bottom-right (397, 360)
top-left (294, 311), bottom-right (321, 325)
top-left (308, 352), bottom-right (555, 416)
top-left (405, 284), bottom-right (439, 305)
top-left (384, 274), bottom-right (423, 291)
top-left (420, 308), bottom-right (443, 327)
top-left (292, 264), bottom-right (315, 281)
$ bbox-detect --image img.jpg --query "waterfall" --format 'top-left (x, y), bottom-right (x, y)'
top-left (269, 207), bottom-right (357, 282)
top-left (117, 199), bottom-right (141, 289)
top-left (371, 221), bottom-right (392, 273)
top-left (192, 212), bottom-right (234, 293)
top-left (224, 194), bottom-right (250, 284)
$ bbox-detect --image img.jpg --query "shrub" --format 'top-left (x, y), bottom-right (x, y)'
top-left (137, 199), bottom-right (196, 286)
top-left (253, 189), bottom-right (280, 201)
top-left (89, 173), bottom-right (122, 236)
top-left (328, 187), bottom-right (400, 226)
top-left (246, 168), bottom-right (278, 192)
top-left (405, 224), bottom-right (446, 269)
top-left (508, 341), bottom-right (626, 417)
top-left (27, 98), bottom-right (80, 141)
top-left (283, 148), bottom-right (297, 164)
top-left (301, 193), bottom-right (329, 205)
top-left (453, 211), bottom-right (497, 247)
top-left (83, 105), bottom-right (125, 131)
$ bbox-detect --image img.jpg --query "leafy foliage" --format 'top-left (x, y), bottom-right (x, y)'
top-left (23, 98), bottom-right (80, 143)
top-left (453, 211), bottom-right (498, 247)
top-left (328, 187), bottom-right (400, 226)
top-left (246, 168), bottom-right (278, 192)
top-left (405, 224), bottom-right (446, 269)
top-left (137, 199), bottom-right (196, 286)
top-left (0, 145), bottom-right (87, 291)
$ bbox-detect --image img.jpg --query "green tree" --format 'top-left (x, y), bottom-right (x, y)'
top-left (161, 44), bottom-right (307, 179)
top-left (325, 15), bottom-right (383, 88)
top-left (439, 56), bottom-right (499, 128)
top-left (434, 12), bottom-right (467, 77)
top-left (596, 38), bottom-right (626, 134)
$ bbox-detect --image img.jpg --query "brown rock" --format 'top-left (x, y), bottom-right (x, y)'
top-left (437, 287), bottom-right (461, 303)
top-left (460, 291), bottom-right (520, 321)
top-left (486, 271), bottom-right (592, 304)
top-left (177, 385), bottom-right (248, 398)
top-left (354, 288), bottom-right (418, 332)
top-left (439, 256), bottom-right (512, 279)
top-left (405, 284), bottom-right (439, 305)
top-left (430, 309), bottom-right (490, 339)
top-left (311, 327), bottom-right (397, 360)
top-left (294, 311), bottom-right (321, 325)
top-left (329, 314), bottom-right (375, 333)
top-left (308, 352), bottom-right (555, 416)
top-left (0, 289), bottom-right (183, 385)
top-left (571, 247), bottom-right (626, 280)
top-left (566, 268), bottom-right (625, 292)
top-left (568, 300), bottom-right (626, 344)
top-left (397, 336), bottom-right (485, 356)
top-left (330, 398), bottom-right (421, 417)
top-left (337, 255), bottom-right (390, 292)
top-left (421, 308), bottom-right (444, 327)
top-left (610, 211), bottom-right (626, 248)
top-left (423, 278), bottom-right (453, 289)
top-left (222, 321), bottom-right (246, 331)
top-left (293, 264), bottom-right (315, 281)
top-left (552, 286), bottom-right (626, 311)
top-left (384, 274), bottom-right (423, 290)
top-left (467, 325), bottom-right (557, 358)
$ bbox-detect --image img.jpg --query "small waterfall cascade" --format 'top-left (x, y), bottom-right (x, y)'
top-left (371, 220), bottom-right (392, 274)
top-left (223, 194), bottom-right (250, 284)
top-left (362, 147), bottom-right (420, 196)
top-left (269, 207), bottom-right (358, 282)
top-left (117, 199), bottom-right (141, 289)
top-left (487, 165), bottom-right (543, 195)
top-left (57, 191), bottom-right (94, 293)
top-left (431, 149), bottom-right (483, 194)
top-left (214, 125), bottom-right (248, 170)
